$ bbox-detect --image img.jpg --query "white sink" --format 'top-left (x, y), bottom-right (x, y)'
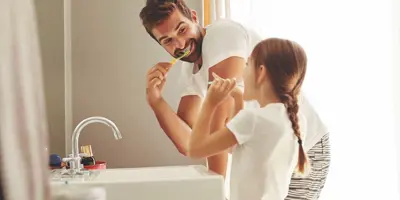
top-left (50, 165), bottom-right (225, 200)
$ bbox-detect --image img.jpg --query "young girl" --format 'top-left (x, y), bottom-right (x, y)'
top-left (187, 38), bottom-right (309, 200)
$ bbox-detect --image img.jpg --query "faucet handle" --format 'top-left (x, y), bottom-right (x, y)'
top-left (62, 157), bottom-right (72, 162)
top-left (62, 154), bottom-right (83, 163)
top-left (62, 154), bottom-right (83, 171)
top-left (62, 154), bottom-right (75, 162)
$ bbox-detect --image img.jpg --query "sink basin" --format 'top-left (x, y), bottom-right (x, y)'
top-left (50, 165), bottom-right (225, 200)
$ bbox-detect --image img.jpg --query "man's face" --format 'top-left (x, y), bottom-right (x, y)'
top-left (151, 9), bottom-right (203, 63)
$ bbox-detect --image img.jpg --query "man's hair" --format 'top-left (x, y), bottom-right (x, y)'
top-left (139, 0), bottom-right (193, 41)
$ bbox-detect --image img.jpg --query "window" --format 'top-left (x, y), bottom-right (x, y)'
top-left (230, 0), bottom-right (399, 199)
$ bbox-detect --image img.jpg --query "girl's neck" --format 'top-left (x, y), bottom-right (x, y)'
top-left (256, 89), bottom-right (281, 108)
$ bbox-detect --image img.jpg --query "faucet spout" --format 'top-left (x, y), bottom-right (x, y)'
top-left (69, 116), bottom-right (122, 173)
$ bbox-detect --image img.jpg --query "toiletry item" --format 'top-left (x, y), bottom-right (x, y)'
top-left (61, 161), bottom-right (68, 168)
top-left (49, 154), bottom-right (62, 167)
top-left (80, 145), bottom-right (96, 166)
top-left (81, 145), bottom-right (94, 156)
top-left (81, 157), bottom-right (96, 166)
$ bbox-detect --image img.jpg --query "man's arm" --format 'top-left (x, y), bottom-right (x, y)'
top-left (177, 95), bottom-right (202, 128)
top-left (150, 95), bottom-right (201, 156)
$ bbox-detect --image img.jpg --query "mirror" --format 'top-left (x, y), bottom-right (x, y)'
top-left (35, 0), bottom-right (204, 169)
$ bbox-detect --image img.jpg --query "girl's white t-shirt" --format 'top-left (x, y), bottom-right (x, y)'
top-left (227, 103), bottom-right (307, 200)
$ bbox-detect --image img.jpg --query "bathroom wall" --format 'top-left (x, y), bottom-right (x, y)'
top-left (69, 0), bottom-right (205, 168)
top-left (35, 0), bottom-right (65, 156)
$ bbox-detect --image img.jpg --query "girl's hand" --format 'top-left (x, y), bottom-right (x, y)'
top-left (230, 86), bottom-right (243, 104)
top-left (205, 72), bottom-right (237, 107)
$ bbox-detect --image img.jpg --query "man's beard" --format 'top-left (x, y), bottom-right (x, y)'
top-left (178, 26), bottom-right (203, 63)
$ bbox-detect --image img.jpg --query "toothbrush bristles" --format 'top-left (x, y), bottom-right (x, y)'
top-left (183, 49), bottom-right (190, 56)
top-left (171, 49), bottom-right (191, 65)
top-left (178, 49), bottom-right (190, 59)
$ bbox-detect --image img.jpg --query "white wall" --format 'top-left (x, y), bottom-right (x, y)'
top-left (68, 0), bottom-right (205, 168)
top-left (35, 0), bottom-right (65, 156)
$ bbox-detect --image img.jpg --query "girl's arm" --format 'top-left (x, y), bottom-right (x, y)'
top-left (187, 98), bottom-right (239, 159)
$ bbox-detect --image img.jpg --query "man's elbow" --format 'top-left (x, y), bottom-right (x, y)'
top-left (172, 143), bottom-right (189, 156)
top-left (177, 147), bottom-right (189, 156)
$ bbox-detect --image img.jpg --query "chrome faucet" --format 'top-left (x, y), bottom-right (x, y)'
top-left (62, 116), bottom-right (122, 175)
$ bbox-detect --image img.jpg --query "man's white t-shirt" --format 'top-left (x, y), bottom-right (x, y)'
top-left (179, 19), bottom-right (260, 97)
top-left (178, 19), bottom-right (328, 198)
top-left (227, 103), bottom-right (306, 200)
top-left (179, 18), bottom-right (328, 151)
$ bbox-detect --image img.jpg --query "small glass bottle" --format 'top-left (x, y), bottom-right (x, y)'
top-left (80, 145), bottom-right (96, 166)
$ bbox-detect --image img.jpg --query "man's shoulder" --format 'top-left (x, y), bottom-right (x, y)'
top-left (203, 19), bottom-right (262, 48)
top-left (206, 19), bottom-right (245, 29)
top-left (200, 19), bottom-right (261, 69)
top-left (205, 19), bottom-right (247, 37)
top-left (201, 19), bottom-right (250, 56)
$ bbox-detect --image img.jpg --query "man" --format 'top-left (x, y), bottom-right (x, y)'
top-left (139, 0), bottom-right (331, 199)
top-left (139, 0), bottom-right (252, 178)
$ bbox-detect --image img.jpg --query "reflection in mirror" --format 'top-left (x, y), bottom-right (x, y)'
top-left (36, 0), bottom-right (204, 169)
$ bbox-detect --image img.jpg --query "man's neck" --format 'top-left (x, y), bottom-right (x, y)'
top-left (186, 27), bottom-right (206, 71)
top-left (194, 27), bottom-right (206, 68)
top-left (194, 56), bottom-right (202, 67)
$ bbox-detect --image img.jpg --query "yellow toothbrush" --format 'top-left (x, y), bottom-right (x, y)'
top-left (170, 49), bottom-right (191, 65)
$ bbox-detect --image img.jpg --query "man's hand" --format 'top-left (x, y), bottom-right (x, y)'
top-left (146, 62), bottom-right (171, 107)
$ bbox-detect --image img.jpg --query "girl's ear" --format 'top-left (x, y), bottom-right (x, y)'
top-left (256, 65), bottom-right (267, 84)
